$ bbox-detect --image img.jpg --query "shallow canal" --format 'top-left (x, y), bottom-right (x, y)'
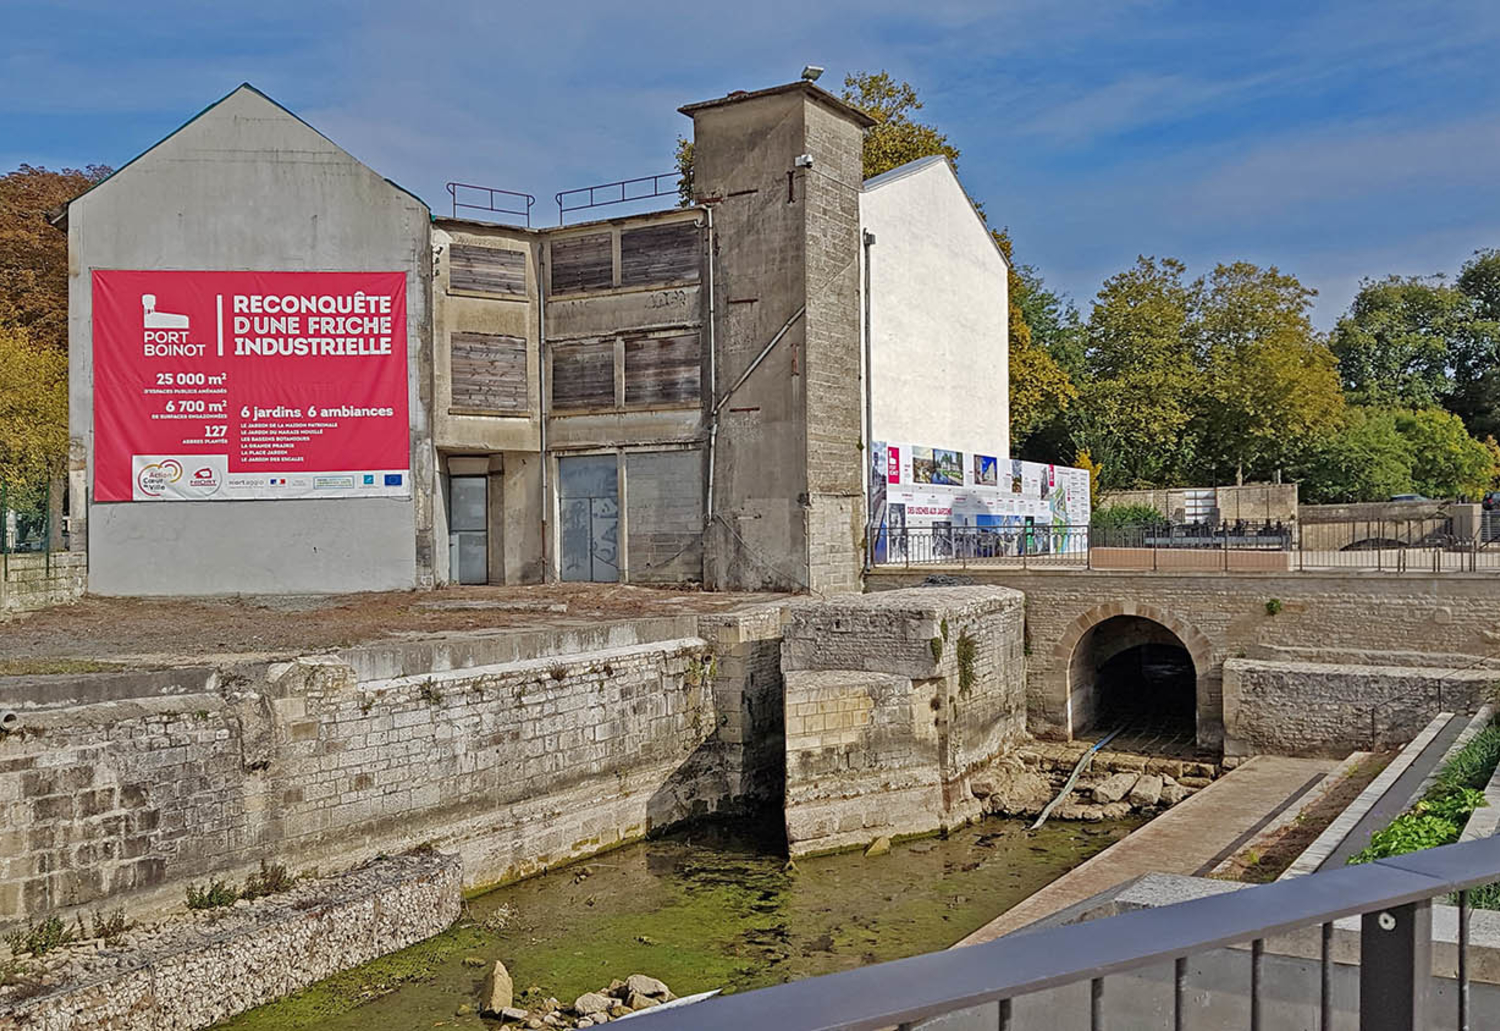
top-left (222, 813), bottom-right (1140, 1030)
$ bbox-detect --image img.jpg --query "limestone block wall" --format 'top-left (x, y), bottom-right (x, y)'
top-left (869, 569), bottom-right (1500, 751)
top-left (2, 852), bottom-right (460, 1031)
top-left (0, 611), bottom-right (780, 929)
top-left (0, 552), bottom-right (86, 615)
top-left (1223, 658), bottom-right (1499, 757)
top-left (780, 585), bottom-right (1026, 856)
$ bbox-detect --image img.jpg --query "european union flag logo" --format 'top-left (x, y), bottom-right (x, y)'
top-left (384, 473), bottom-right (403, 487)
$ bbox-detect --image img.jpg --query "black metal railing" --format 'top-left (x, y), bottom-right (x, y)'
top-left (870, 521), bottom-right (1495, 574)
top-left (445, 182), bottom-right (536, 226)
top-left (633, 835), bottom-right (1500, 1031)
top-left (555, 172), bottom-right (677, 224)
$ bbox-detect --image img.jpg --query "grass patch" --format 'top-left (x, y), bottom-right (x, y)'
top-left (0, 658), bottom-right (129, 677)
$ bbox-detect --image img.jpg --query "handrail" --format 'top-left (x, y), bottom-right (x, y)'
top-left (554, 172), bottom-right (677, 224)
top-left (630, 836), bottom-right (1500, 1031)
top-left (445, 182), bottom-right (536, 226)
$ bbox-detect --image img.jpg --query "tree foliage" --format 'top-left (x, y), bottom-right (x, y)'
top-left (0, 325), bottom-right (67, 491)
top-left (0, 164), bottom-right (109, 351)
top-left (992, 229), bottom-right (1076, 446)
top-left (840, 72), bottom-right (962, 181)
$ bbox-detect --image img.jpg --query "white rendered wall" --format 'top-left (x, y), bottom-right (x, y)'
top-left (860, 158), bottom-right (1009, 459)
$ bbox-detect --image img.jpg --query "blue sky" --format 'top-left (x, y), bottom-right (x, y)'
top-left (6, 0), bottom-right (1500, 327)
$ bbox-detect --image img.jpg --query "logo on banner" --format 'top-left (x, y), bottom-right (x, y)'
top-left (887, 446), bottom-right (901, 484)
top-left (137, 459), bottom-right (184, 497)
top-left (188, 466), bottom-right (221, 492)
top-left (141, 293), bottom-right (189, 330)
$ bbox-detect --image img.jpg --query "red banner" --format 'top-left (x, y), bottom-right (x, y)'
top-left (92, 270), bottom-right (409, 502)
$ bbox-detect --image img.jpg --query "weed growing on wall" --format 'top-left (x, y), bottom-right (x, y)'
top-left (419, 679), bottom-right (441, 705)
top-left (89, 908), bottom-right (130, 944)
top-left (241, 860), bottom-right (295, 901)
top-left (186, 879), bottom-right (240, 910)
top-left (929, 637), bottom-right (944, 664)
top-left (956, 629), bottom-right (978, 695)
top-left (3, 916), bottom-right (76, 957)
top-left (1264, 598), bottom-right (1282, 616)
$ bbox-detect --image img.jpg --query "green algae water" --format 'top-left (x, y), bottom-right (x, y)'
top-left (220, 813), bottom-right (1139, 1030)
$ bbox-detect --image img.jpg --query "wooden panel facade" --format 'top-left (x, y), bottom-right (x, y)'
top-left (550, 233), bottom-right (613, 294)
top-left (551, 339), bottom-right (616, 409)
top-left (449, 332), bottom-right (528, 413)
top-left (449, 244), bottom-right (526, 296)
top-left (623, 333), bottom-right (701, 408)
top-left (619, 222), bottom-right (701, 287)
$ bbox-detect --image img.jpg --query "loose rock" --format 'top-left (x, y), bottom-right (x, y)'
top-left (1128, 775), bottom-right (1164, 808)
top-left (626, 973), bottom-right (670, 997)
top-left (1092, 772), bottom-right (1138, 804)
top-left (1161, 778), bottom-right (1188, 806)
top-left (865, 836), bottom-right (892, 857)
top-left (481, 961), bottom-right (515, 1016)
top-left (574, 991), bottom-right (613, 1016)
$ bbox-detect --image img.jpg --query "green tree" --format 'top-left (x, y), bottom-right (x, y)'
top-left (1190, 262), bottom-right (1345, 483)
top-left (1393, 407), bottom-right (1496, 499)
top-left (674, 136), bottom-right (694, 207)
top-left (1329, 275), bottom-right (1483, 409)
top-left (1293, 407), bottom-right (1415, 504)
top-left (1073, 256), bottom-right (1200, 488)
top-left (0, 164), bottom-right (110, 351)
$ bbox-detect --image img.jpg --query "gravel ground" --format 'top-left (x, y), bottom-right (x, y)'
top-left (0, 584), bottom-right (786, 671)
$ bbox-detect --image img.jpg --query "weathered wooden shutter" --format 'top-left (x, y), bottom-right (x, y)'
top-left (624, 333), bottom-right (701, 407)
top-left (449, 245), bottom-right (526, 296)
top-left (449, 332), bottom-right (528, 413)
top-left (551, 339), bottom-right (616, 409)
top-left (619, 222), bottom-right (701, 287)
top-left (549, 233), bottom-right (613, 293)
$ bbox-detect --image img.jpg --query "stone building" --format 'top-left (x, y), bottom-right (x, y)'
top-left (55, 79), bottom-right (1009, 596)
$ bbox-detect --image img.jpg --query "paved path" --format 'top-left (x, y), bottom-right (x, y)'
top-left (956, 754), bottom-right (1337, 946)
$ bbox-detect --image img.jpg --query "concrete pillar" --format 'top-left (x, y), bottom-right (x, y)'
top-left (681, 83), bottom-right (873, 593)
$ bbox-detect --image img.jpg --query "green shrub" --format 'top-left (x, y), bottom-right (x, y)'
top-left (1349, 811), bottom-right (1463, 864)
top-left (241, 860), bottom-right (294, 901)
top-left (4, 915), bottom-right (77, 957)
top-left (1091, 503), bottom-right (1165, 530)
top-left (1264, 598), bottom-right (1283, 616)
top-left (186, 880), bottom-right (239, 910)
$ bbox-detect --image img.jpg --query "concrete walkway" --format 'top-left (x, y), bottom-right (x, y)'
top-left (957, 754), bottom-right (1337, 946)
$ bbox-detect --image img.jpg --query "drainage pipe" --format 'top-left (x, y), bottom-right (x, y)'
top-left (0, 709), bottom-right (19, 734)
top-left (1030, 727), bottom-right (1124, 831)
top-left (703, 207), bottom-right (718, 525)
top-left (538, 243), bottom-right (551, 581)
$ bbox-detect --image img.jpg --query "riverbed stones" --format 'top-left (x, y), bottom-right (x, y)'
top-left (1129, 775), bottom-right (1164, 807)
top-left (626, 973), bottom-right (669, 997)
top-left (481, 961), bottom-right (516, 1015)
top-left (628, 991), bottom-right (659, 1010)
top-left (574, 991), bottom-right (612, 1015)
top-left (1092, 772), bottom-right (1138, 804)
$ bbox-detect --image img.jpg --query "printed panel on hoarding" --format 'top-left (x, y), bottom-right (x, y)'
top-left (868, 439), bottom-right (1091, 564)
top-left (92, 270), bottom-right (410, 502)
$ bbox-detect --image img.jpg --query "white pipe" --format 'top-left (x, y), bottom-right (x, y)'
top-left (538, 243), bottom-right (551, 582)
top-left (862, 228), bottom-right (875, 573)
top-left (704, 206), bottom-right (718, 525)
top-left (0, 710), bottom-right (19, 734)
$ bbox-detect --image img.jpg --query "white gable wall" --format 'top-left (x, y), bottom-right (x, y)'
top-left (860, 157), bottom-right (1009, 460)
top-left (68, 86), bottom-right (435, 595)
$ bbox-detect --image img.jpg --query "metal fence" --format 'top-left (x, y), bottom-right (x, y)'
top-left (633, 835), bottom-right (1500, 1031)
top-left (2, 478), bottom-right (62, 579)
top-left (872, 520), bottom-right (1498, 574)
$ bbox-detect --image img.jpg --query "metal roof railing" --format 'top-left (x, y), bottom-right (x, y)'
top-left (445, 182), bottom-right (536, 226)
top-left (630, 835), bottom-right (1500, 1031)
top-left (554, 172), bottom-right (678, 225)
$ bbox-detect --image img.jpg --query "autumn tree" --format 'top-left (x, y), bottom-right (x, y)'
top-left (0, 164), bottom-right (110, 351)
top-left (0, 325), bottom-right (68, 498)
top-left (993, 229), bottom-right (1076, 446)
top-left (840, 72), bottom-right (961, 181)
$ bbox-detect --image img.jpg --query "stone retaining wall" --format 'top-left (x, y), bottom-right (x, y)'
top-left (1, 553), bottom-right (85, 617)
top-left (1, 852), bottom-right (460, 1031)
top-left (780, 586), bottom-right (1026, 856)
top-left (1223, 658), bottom-right (1498, 757)
top-left (0, 607), bottom-right (783, 928)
